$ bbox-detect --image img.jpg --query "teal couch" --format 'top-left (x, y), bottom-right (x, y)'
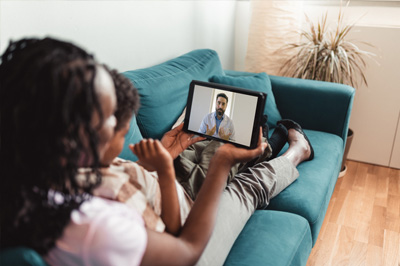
top-left (0, 49), bottom-right (355, 266)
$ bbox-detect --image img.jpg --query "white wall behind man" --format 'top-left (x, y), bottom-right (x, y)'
top-left (231, 93), bottom-right (258, 147)
top-left (0, 0), bottom-right (246, 72)
top-left (188, 85), bottom-right (213, 133)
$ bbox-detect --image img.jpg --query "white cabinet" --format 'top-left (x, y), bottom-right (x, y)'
top-left (348, 26), bottom-right (400, 169)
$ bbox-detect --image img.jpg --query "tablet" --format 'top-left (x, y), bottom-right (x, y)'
top-left (183, 80), bottom-right (266, 149)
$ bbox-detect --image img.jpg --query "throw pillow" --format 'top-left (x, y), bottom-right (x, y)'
top-left (118, 115), bottom-right (143, 162)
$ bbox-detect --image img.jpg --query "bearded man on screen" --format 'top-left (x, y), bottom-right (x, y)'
top-left (199, 93), bottom-right (235, 141)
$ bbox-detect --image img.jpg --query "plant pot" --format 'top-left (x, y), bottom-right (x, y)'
top-left (339, 128), bottom-right (354, 178)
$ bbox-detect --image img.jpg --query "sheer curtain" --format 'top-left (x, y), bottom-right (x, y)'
top-left (245, 1), bottom-right (304, 75)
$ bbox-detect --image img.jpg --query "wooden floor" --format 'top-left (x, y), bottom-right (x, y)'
top-left (307, 160), bottom-right (400, 266)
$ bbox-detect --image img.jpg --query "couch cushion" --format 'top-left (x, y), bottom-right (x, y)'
top-left (122, 49), bottom-right (224, 141)
top-left (267, 129), bottom-right (343, 245)
top-left (209, 72), bottom-right (282, 129)
top-left (224, 210), bottom-right (312, 266)
top-left (118, 115), bottom-right (143, 162)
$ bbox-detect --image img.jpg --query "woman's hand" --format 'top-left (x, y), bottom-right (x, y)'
top-left (214, 127), bottom-right (267, 166)
top-left (161, 123), bottom-right (205, 159)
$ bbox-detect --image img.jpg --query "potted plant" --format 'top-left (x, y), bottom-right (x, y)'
top-left (278, 5), bottom-right (374, 176)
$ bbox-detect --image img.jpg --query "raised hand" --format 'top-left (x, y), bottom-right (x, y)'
top-left (130, 138), bottom-right (181, 235)
top-left (129, 139), bottom-right (173, 173)
top-left (160, 123), bottom-right (205, 159)
top-left (206, 124), bottom-right (216, 136)
top-left (218, 127), bottom-right (232, 141)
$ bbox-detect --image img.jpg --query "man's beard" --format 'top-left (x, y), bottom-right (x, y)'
top-left (216, 108), bottom-right (224, 116)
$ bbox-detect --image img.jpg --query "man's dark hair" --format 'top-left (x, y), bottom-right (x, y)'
top-left (107, 68), bottom-right (140, 131)
top-left (216, 93), bottom-right (228, 103)
top-left (0, 37), bottom-right (103, 254)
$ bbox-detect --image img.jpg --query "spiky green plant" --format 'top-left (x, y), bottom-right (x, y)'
top-left (279, 7), bottom-right (374, 88)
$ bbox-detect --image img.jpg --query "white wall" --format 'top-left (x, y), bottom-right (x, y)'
top-left (188, 85), bottom-right (213, 132)
top-left (0, 0), bottom-right (239, 72)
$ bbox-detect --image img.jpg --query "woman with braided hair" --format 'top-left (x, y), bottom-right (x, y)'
top-left (0, 37), bottom-right (270, 265)
top-left (0, 37), bottom-right (112, 254)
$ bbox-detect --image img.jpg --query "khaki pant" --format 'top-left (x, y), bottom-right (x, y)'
top-left (175, 141), bottom-right (299, 266)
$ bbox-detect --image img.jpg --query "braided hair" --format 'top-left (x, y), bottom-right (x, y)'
top-left (0, 37), bottom-right (104, 254)
top-left (107, 68), bottom-right (140, 131)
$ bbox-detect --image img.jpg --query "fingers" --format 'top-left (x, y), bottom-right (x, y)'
top-left (146, 139), bottom-right (156, 156)
top-left (130, 140), bottom-right (144, 157)
top-left (166, 123), bottom-right (184, 138)
top-left (129, 143), bottom-right (139, 155)
top-left (218, 127), bottom-right (231, 140)
top-left (167, 127), bottom-right (179, 137)
top-left (188, 136), bottom-right (206, 146)
top-left (255, 142), bottom-right (267, 156)
top-left (251, 127), bottom-right (266, 155)
top-left (258, 127), bottom-right (263, 146)
top-left (258, 127), bottom-right (268, 153)
top-left (217, 128), bottom-right (266, 163)
top-left (206, 124), bottom-right (216, 136)
top-left (154, 139), bottom-right (165, 153)
top-left (130, 139), bottom-right (157, 158)
top-left (255, 145), bottom-right (267, 157)
top-left (180, 131), bottom-right (194, 140)
top-left (171, 123), bottom-right (184, 134)
top-left (218, 128), bottom-right (225, 138)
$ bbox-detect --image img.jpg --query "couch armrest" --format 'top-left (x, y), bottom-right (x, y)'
top-left (269, 75), bottom-right (355, 143)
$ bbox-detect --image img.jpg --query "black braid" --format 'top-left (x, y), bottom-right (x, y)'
top-left (0, 37), bottom-right (103, 254)
top-left (106, 67), bottom-right (140, 131)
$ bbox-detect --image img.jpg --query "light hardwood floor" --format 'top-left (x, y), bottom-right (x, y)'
top-left (307, 160), bottom-right (400, 266)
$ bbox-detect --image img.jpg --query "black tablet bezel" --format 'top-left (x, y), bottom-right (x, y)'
top-left (183, 80), bottom-right (267, 149)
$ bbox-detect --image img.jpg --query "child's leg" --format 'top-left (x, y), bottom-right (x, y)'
top-left (175, 140), bottom-right (226, 200)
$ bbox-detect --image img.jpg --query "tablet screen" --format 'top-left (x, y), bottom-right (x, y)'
top-left (184, 80), bottom-right (266, 149)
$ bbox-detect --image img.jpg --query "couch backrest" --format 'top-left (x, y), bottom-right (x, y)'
top-left (119, 49), bottom-right (224, 161)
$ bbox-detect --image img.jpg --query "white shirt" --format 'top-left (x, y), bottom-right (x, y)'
top-left (199, 111), bottom-right (235, 141)
top-left (45, 197), bottom-right (147, 266)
